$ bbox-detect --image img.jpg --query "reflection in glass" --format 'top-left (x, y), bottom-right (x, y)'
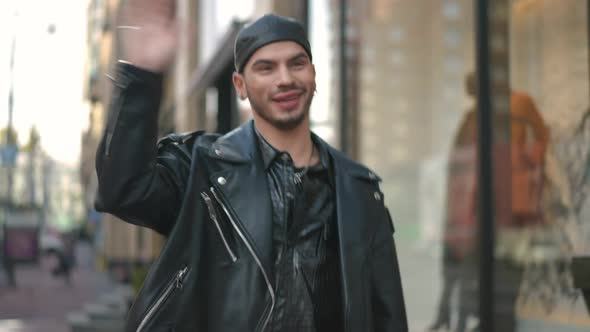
top-left (312, 0), bottom-right (590, 330)
top-left (352, 0), bottom-right (476, 330)
top-left (508, 0), bottom-right (590, 330)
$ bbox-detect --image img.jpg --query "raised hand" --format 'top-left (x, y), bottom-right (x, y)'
top-left (117, 0), bottom-right (179, 73)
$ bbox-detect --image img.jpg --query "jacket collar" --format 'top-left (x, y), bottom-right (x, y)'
top-left (210, 120), bottom-right (336, 171)
top-left (207, 121), bottom-right (257, 164)
top-left (254, 127), bottom-right (331, 172)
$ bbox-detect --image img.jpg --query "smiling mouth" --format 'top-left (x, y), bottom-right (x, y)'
top-left (273, 91), bottom-right (303, 110)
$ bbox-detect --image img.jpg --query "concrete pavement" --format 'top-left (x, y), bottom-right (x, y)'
top-left (0, 242), bottom-right (117, 332)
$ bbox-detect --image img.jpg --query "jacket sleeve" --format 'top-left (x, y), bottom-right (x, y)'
top-left (94, 63), bottom-right (191, 236)
top-left (370, 208), bottom-right (408, 332)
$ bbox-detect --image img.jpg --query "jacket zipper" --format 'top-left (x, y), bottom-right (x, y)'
top-left (136, 266), bottom-right (190, 332)
top-left (200, 192), bottom-right (238, 262)
top-left (210, 187), bottom-right (276, 332)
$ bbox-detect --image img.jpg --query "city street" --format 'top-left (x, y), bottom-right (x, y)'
top-left (0, 242), bottom-right (116, 332)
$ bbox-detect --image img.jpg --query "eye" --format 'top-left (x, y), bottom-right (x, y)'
top-left (292, 61), bottom-right (305, 68)
top-left (254, 65), bottom-right (273, 73)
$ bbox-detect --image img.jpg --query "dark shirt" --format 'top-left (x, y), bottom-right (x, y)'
top-left (255, 130), bottom-right (343, 332)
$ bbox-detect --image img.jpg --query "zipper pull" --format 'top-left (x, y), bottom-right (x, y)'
top-left (293, 172), bottom-right (303, 185)
top-left (176, 267), bottom-right (188, 289)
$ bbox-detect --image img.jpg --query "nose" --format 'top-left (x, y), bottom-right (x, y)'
top-left (276, 65), bottom-right (295, 87)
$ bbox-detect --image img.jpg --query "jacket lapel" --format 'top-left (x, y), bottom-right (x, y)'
top-left (205, 121), bottom-right (274, 275)
top-left (329, 147), bottom-right (381, 330)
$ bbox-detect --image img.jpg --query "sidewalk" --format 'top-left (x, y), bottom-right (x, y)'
top-left (0, 242), bottom-right (118, 332)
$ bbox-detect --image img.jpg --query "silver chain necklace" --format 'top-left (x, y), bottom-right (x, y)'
top-left (293, 144), bottom-right (315, 185)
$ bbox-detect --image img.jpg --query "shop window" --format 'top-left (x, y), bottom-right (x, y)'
top-left (505, 0), bottom-right (590, 329)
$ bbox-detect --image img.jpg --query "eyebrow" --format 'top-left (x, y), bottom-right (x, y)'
top-left (288, 52), bottom-right (309, 63)
top-left (251, 59), bottom-right (274, 68)
top-left (250, 52), bottom-right (309, 68)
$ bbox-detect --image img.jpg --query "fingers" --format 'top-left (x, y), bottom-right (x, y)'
top-left (115, 0), bottom-right (180, 72)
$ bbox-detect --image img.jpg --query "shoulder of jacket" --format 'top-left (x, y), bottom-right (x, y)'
top-left (157, 130), bottom-right (205, 147)
top-left (157, 130), bottom-right (227, 148)
top-left (156, 131), bottom-right (215, 166)
top-left (326, 144), bottom-right (382, 183)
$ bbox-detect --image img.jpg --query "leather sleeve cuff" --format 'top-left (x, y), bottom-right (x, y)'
top-left (108, 62), bottom-right (163, 90)
top-left (102, 62), bottom-right (163, 156)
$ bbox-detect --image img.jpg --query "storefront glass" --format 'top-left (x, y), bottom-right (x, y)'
top-left (310, 0), bottom-right (590, 330)
top-left (350, 0), bottom-right (477, 329)
top-left (498, 0), bottom-right (590, 330)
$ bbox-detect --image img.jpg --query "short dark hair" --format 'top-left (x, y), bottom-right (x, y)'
top-left (234, 14), bottom-right (312, 73)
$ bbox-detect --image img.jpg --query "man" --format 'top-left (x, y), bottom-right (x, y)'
top-left (96, 1), bottom-right (407, 331)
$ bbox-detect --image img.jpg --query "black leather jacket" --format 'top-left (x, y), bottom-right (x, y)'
top-left (95, 64), bottom-right (408, 332)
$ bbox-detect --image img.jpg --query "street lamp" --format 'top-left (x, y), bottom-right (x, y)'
top-left (3, 12), bottom-right (56, 201)
top-left (4, 16), bottom-right (18, 204)
top-left (1, 10), bottom-right (56, 287)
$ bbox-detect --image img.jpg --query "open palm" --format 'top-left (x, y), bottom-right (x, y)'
top-left (118, 0), bottom-right (178, 72)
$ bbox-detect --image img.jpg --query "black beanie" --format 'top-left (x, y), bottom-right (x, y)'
top-left (234, 14), bottom-right (312, 73)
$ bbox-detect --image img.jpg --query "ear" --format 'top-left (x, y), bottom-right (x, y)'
top-left (311, 64), bottom-right (317, 92)
top-left (232, 72), bottom-right (247, 100)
